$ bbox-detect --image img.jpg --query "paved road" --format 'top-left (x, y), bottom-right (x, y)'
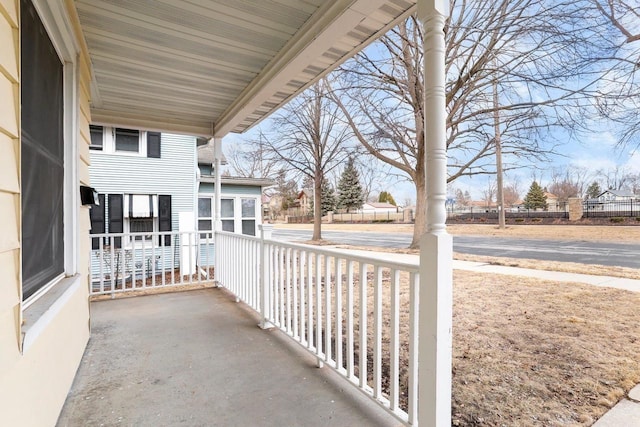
top-left (272, 229), bottom-right (640, 269)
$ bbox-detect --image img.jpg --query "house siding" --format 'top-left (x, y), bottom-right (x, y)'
top-left (89, 132), bottom-right (197, 233)
top-left (0, 1), bottom-right (91, 425)
top-left (199, 182), bottom-right (263, 196)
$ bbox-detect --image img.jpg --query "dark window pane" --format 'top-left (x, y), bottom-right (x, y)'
top-left (158, 195), bottom-right (172, 246)
top-left (21, 0), bottom-right (64, 300)
top-left (222, 220), bottom-right (234, 232)
top-left (198, 219), bottom-right (212, 231)
top-left (198, 198), bottom-right (212, 217)
top-left (90, 125), bottom-right (103, 150)
top-left (115, 128), bottom-right (139, 152)
top-left (241, 199), bottom-right (256, 218)
top-left (221, 199), bottom-right (234, 218)
top-left (130, 218), bottom-right (153, 241)
top-left (242, 220), bottom-right (256, 236)
top-left (147, 131), bottom-right (161, 158)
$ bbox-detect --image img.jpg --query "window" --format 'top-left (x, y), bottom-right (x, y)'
top-left (198, 197), bottom-right (213, 238)
top-left (89, 194), bottom-right (172, 248)
top-left (241, 198), bottom-right (257, 236)
top-left (115, 128), bottom-right (140, 152)
top-left (90, 125), bottom-right (104, 150)
top-left (21, 0), bottom-right (65, 300)
top-left (221, 198), bottom-right (234, 232)
top-left (147, 131), bottom-right (161, 158)
top-left (197, 195), bottom-right (261, 236)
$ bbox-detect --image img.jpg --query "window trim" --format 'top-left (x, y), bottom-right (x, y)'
top-left (20, 0), bottom-right (81, 349)
top-left (197, 193), bottom-right (262, 237)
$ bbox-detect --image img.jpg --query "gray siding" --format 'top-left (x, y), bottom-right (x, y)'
top-left (89, 132), bottom-right (197, 232)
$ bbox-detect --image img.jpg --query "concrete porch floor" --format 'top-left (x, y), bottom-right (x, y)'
top-left (57, 288), bottom-right (400, 426)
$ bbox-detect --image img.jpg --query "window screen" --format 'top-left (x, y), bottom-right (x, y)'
top-left (90, 125), bottom-right (103, 150)
top-left (21, 0), bottom-right (65, 300)
top-left (115, 128), bottom-right (139, 152)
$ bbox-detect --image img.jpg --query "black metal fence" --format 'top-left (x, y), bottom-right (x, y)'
top-left (449, 200), bottom-right (640, 221)
top-left (583, 200), bottom-right (640, 218)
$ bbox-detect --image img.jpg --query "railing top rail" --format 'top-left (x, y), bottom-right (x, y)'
top-left (263, 237), bottom-right (420, 272)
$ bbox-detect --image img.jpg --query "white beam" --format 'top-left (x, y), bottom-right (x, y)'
top-left (213, 137), bottom-right (223, 232)
top-left (417, 0), bottom-right (452, 426)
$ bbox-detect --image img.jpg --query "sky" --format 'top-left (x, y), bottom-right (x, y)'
top-left (223, 2), bottom-right (640, 206)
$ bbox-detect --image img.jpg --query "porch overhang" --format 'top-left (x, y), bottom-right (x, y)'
top-left (75, 0), bottom-right (415, 138)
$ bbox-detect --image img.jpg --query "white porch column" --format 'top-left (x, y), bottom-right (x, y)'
top-left (417, 1), bottom-right (452, 426)
top-left (213, 137), bottom-right (223, 231)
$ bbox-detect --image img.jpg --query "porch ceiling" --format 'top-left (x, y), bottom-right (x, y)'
top-left (75, 0), bottom-right (415, 138)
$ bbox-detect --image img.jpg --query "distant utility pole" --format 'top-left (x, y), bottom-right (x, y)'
top-left (493, 70), bottom-right (506, 229)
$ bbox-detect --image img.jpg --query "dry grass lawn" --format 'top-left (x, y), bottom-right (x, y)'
top-left (275, 222), bottom-right (640, 243)
top-left (452, 271), bottom-right (640, 426)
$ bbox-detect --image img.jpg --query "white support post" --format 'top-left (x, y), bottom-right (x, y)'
top-left (259, 224), bottom-right (274, 329)
top-left (417, 1), bottom-right (453, 426)
top-left (213, 137), bottom-right (223, 232)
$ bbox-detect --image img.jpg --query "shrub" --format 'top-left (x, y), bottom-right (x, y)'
top-left (531, 218), bottom-right (542, 223)
top-left (636, 217), bottom-right (640, 222)
top-left (610, 217), bottom-right (625, 223)
top-left (515, 218), bottom-right (525, 223)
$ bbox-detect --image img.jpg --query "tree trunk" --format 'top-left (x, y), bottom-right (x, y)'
top-left (410, 174), bottom-right (427, 249)
top-left (312, 170), bottom-right (322, 241)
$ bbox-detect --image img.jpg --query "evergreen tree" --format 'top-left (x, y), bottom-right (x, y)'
top-left (523, 181), bottom-right (547, 210)
top-left (336, 157), bottom-right (365, 212)
top-left (585, 181), bottom-right (602, 199)
top-left (310, 179), bottom-right (337, 215)
top-left (378, 191), bottom-right (397, 206)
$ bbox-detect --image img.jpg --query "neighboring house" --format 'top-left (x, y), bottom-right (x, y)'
top-left (358, 202), bottom-right (399, 213)
top-left (585, 189), bottom-right (640, 212)
top-left (597, 189), bottom-right (638, 202)
top-left (88, 127), bottom-right (196, 250)
top-left (544, 192), bottom-right (560, 211)
top-left (197, 143), bottom-right (273, 237)
top-left (296, 189), bottom-right (312, 215)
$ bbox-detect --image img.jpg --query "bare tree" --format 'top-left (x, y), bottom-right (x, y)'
top-left (590, 0), bottom-right (640, 149)
top-left (547, 169), bottom-right (581, 202)
top-left (482, 180), bottom-right (497, 209)
top-left (261, 80), bottom-right (351, 240)
top-left (227, 134), bottom-right (278, 178)
top-left (330, 1), bottom-right (600, 247)
top-left (503, 183), bottom-right (521, 208)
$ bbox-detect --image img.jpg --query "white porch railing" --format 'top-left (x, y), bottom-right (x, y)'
top-left (215, 226), bottom-right (420, 425)
top-left (89, 231), bottom-right (215, 296)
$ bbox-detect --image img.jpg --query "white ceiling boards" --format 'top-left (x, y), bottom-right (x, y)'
top-left (76, 0), bottom-right (415, 137)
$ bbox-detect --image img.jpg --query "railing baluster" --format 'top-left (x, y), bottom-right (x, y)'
top-left (307, 251), bottom-right (313, 350)
top-left (359, 262), bottom-right (368, 389)
top-left (346, 260), bottom-right (354, 379)
top-left (286, 248), bottom-right (292, 334)
top-left (299, 251), bottom-right (306, 345)
top-left (324, 255), bottom-right (332, 363)
top-left (292, 249), bottom-right (298, 339)
top-left (335, 257), bottom-right (343, 372)
top-left (315, 253), bottom-right (322, 361)
top-left (408, 272), bottom-right (419, 425)
top-left (390, 268), bottom-right (400, 411)
top-left (373, 266), bottom-right (382, 399)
